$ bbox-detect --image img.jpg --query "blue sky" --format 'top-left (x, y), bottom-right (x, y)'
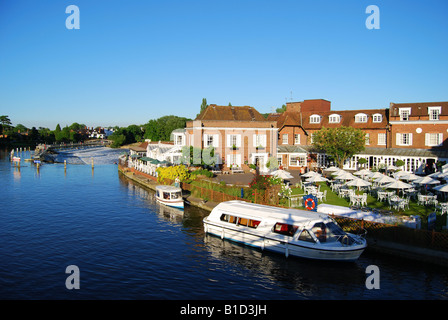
top-left (0, 0), bottom-right (447, 129)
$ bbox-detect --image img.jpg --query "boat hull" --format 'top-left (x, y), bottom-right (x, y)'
top-left (156, 197), bottom-right (184, 209)
top-left (203, 221), bottom-right (365, 261)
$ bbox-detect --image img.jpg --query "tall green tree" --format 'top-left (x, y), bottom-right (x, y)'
top-left (197, 98), bottom-right (208, 118)
top-left (312, 126), bottom-right (366, 169)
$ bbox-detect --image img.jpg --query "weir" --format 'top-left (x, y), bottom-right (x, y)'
top-left (33, 140), bottom-right (111, 163)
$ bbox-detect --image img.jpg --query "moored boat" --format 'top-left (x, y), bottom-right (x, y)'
top-left (203, 200), bottom-right (367, 261)
top-left (155, 185), bottom-right (184, 209)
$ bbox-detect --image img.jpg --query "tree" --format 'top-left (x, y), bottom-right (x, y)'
top-left (197, 98), bottom-right (208, 118)
top-left (143, 115), bottom-right (191, 142)
top-left (312, 126), bottom-right (366, 169)
top-left (276, 104), bottom-right (287, 113)
top-left (0, 115), bottom-right (12, 133)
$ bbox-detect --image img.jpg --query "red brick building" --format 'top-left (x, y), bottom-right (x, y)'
top-left (185, 104), bottom-right (278, 172)
top-left (268, 100), bottom-right (390, 170)
top-left (389, 101), bottom-right (448, 149)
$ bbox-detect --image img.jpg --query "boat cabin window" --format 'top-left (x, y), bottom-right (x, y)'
top-left (311, 221), bottom-right (346, 243)
top-left (171, 192), bottom-right (181, 199)
top-left (272, 223), bottom-right (298, 237)
top-left (298, 229), bottom-right (315, 243)
top-left (163, 192), bottom-right (170, 200)
top-left (219, 214), bottom-right (260, 229)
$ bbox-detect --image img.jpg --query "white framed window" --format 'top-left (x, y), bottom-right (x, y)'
top-left (372, 113), bottom-right (382, 123)
top-left (329, 114), bottom-right (341, 123)
top-left (399, 108), bottom-right (411, 121)
top-left (174, 134), bottom-right (185, 146)
top-left (253, 134), bottom-right (267, 148)
top-left (289, 155), bottom-right (306, 167)
top-left (294, 134), bottom-right (300, 144)
top-left (355, 113), bottom-right (368, 123)
top-left (396, 133), bottom-right (413, 146)
top-left (226, 154), bottom-right (241, 167)
top-left (282, 134), bottom-right (288, 144)
top-left (365, 133), bottom-right (370, 145)
top-left (378, 133), bottom-right (386, 146)
top-left (428, 107), bottom-right (441, 121)
top-left (309, 115), bottom-right (321, 124)
top-left (203, 134), bottom-right (219, 147)
top-left (425, 133), bottom-right (443, 146)
top-left (226, 134), bottom-right (241, 148)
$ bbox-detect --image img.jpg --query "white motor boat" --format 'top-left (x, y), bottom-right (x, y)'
top-left (155, 185), bottom-right (184, 209)
top-left (203, 200), bottom-right (367, 261)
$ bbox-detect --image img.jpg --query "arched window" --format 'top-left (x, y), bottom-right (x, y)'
top-left (372, 113), bottom-right (382, 123)
top-left (329, 114), bottom-right (341, 123)
top-left (355, 113), bottom-right (368, 123)
top-left (309, 114), bottom-right (321, 124)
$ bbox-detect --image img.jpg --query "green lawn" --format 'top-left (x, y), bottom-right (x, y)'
top-left (291, 182), bottom-right (438, 219)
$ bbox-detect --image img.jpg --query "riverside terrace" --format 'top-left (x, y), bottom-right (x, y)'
top-left (118, 162), bottom-right (448, 267)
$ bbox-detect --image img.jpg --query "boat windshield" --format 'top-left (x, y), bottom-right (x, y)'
top-left (310, 221), bottom-right (347, 243)
top-left (171, 192), bottom-right (182, 199)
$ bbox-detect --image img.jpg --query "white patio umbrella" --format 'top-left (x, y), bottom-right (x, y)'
top-left (383, 180), bottom-right (413, 190)
top-left (301, 171), bottom-right (318, 178)
top-left (271, 169), bottom-right (294, 180)
top-left (324, 166), bottom-right (340, 172)
top-left (393, 171), bottom-right (408, 179)
top-left (398, 172), bottom-right (420, 181)
top-left (305, 174), bottom-right (328, 183)
top-left (332, 169), bottom-right (347, 177)
top-left (346, 178), bottom-right (371, 189)
top-left (368, 172), bottom-right (385, 180)
top-left (414, 176), bottom-right (441, 185)
top-left (333, 171), bottom-right (357, 180)
top-left (386, 165), bottom-right (399, 171)
top-left (383, 180), bottom-right (413, 195)
top-left (374, 175), bottom-right (397, 184)
top-left (433, 183), bottom-right (448, 192)
top-left (353, 169), bottom-right (371, 178)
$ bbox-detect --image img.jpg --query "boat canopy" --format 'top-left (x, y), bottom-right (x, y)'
top-left (211, 201), bottom-right (331, 225)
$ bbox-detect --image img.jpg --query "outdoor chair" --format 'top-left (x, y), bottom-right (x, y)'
top-left (360, 193), bottom-right (368, 207)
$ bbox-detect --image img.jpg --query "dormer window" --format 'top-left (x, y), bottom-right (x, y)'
top-left (428, 106), bottom-right (441, 121)
top-left (355, 113), bottom-right (368, 123)
top-left (372, 113), bottom-right (382, 123)
top-left (399, 108), bottom-right (411, 121)
top-left (329, 114), bottom-right (341, 123)
top-left (309, 115), bottom-right (321, 124)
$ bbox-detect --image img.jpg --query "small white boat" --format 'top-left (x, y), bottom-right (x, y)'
top-left (155, 185), bottom-right (184, 209)
top-left (203, 200), bottom-right (367, 261)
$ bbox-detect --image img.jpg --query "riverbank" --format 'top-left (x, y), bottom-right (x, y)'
top-left (118, 165), bottom-right (448, 267)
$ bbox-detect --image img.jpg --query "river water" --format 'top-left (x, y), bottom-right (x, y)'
top-left (1, 147), bottom-right (448, 301)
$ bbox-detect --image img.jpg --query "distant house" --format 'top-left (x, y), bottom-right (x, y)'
top-left (185, 104), bottom-right (278, 172)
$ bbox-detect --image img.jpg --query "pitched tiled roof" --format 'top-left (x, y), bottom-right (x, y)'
top-left (301, 109), bottom-right (388, 130)
top-left (389, 101), bottom-right (448, 117)
top-left (268, 111), bottom-right (302, 129)
top-left (196, 104), bottom-right (266, 121)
